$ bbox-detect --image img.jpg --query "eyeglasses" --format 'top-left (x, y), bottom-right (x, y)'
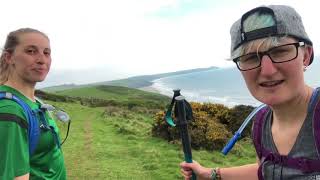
top-left (233, 42), bottom-right (305, 71)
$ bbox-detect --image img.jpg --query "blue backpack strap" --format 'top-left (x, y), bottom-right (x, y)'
top-left (0, 91), bottom-right (40, 155)
top-left (33, 108), bottom-right (61, 149)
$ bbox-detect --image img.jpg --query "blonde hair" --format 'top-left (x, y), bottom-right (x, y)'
top-left (0, 28), bottom-right (49, 84)
top-left (232, 36), bottom-right (284, 58)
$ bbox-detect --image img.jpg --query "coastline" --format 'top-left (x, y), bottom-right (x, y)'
top-left (138, 79), bottom-right (260, 108)
top-left (139, 80), bottom-right (175, 98)
top-left (139, 85), bottom-right (260, 108)
top-left (139, 85), bottom-right (161, 94)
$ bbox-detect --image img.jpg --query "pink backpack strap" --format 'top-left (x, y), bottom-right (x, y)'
top-left (252, 106), bottom-right (269, 180)
top-left (313, 87), bottom-right (320, 157)
top-left (252, 106), bottom-right (269, 159)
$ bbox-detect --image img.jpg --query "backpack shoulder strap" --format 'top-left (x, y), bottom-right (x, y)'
top-left (312, 87), bottom-right (320, 157)
top-left (0, 112), bottom-right (28, 130)
top-left (252, 106), bottom-right (270, 180)
top-left (0, 91), bottom-right (40, 155)
top-left (252, 105), bottom-right (270, 159)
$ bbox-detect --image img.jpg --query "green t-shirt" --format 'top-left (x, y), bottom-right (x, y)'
top-left (0, 85), bottom-right (67, 180)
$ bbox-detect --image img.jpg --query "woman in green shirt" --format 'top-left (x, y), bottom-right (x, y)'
top-left (0, 28), bottom-right (67, 180)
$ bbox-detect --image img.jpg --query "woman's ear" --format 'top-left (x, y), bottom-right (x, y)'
top-left (3, 51), bottom-right (14, 65)
top-left (303, 46), bottom-right (313, 66)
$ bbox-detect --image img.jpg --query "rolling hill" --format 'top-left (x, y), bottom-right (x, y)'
top-left (41, 66), bottom-right (218, 92)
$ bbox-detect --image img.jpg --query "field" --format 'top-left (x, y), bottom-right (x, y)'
top-left (44, 86), bottom-right (257, 179)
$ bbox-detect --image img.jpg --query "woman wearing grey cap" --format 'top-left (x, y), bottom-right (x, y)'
top-left (180, 5), bottom-right (320, 180)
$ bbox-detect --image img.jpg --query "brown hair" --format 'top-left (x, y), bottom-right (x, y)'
top-left (0, 28), bottom-right (49, 84)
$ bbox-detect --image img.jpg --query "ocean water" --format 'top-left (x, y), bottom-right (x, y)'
top-left (151, 62), bottom-right (319, 107)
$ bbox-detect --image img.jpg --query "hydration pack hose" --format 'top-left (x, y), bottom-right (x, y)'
top-left (221, 104), bottom-right (266, 155)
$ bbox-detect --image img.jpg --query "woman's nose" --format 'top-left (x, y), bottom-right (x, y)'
top-left (259, 55), bottom-right (278, 76)
top-left (35, 52), bottom-right (48, 64)
top-left (36, 56), bottom-right (44, 64)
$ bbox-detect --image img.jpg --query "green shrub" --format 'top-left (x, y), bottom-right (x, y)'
top-left (227, 105), bottom-right (255, 137)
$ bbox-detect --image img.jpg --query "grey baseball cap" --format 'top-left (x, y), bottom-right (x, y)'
top-left (230, 5), bottom-right (314, 65)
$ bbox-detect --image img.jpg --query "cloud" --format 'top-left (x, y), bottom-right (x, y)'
top-left (1, 0), bottom-right (319, 84)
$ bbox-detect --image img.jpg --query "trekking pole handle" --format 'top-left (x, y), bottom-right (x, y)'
top-left (175, 96), bottom-right (196, 180)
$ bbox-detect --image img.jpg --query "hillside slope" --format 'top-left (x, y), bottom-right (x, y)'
top-left (52, 85), bottom-right (171, 109)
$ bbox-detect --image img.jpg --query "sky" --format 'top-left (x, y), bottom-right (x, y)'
top-left (0, 0), bottom-right (319, 85)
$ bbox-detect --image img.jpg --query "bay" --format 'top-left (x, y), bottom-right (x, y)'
top-left (151, 59), bottom-right (319, 107)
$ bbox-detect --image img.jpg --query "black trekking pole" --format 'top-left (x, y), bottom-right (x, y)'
top-left (175, 96), bottom-right (196, 180)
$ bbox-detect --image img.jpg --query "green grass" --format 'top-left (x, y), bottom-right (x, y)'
top-left (50, 100), bottom-right (257, 180)
top-left (52, 85), bottom-right (170, 111)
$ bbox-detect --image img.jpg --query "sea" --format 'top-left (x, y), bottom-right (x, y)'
top-left (151, 61), bottom-right (319, 107)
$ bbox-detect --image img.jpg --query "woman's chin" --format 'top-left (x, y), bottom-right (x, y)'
top-left (254, 94), bottom-right (285, 106)
top-left (36, 78), bottom-right (46, 83)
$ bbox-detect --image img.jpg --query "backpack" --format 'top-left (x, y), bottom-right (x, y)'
top-left (252, 87), bottom-right (320, 179)
top-left (0, 91), bottom-right (61, 156)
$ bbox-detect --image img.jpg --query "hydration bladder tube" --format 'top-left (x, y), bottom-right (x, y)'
top-left (221, 104), bottom-right (267, 155)
top-left (39, 101), bottom-right (71, 145)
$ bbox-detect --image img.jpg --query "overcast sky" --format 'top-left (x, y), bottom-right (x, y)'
top-left (0, 0), bottom-right (319, 84)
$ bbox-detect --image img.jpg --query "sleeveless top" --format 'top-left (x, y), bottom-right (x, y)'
top-left (257, 89), bottom-right (320, 179)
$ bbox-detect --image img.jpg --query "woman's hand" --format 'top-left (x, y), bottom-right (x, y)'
top-left (180, 160), bottom-right (212, 180)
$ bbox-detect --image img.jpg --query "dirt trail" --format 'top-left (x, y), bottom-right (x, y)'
top-left (84, 115), bottom-right (93, 152)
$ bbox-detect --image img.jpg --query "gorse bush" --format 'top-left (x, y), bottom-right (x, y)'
top-left (35, 90), bottom-right (76, 102)
top-left (226, 105), bottom-right (255, 137)
top-left (152, 111), bottom-right (177, 142)
top-left (190, 109), bottom-right (231, 150)
top-left (152, 102), bottom-right (255, 151)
